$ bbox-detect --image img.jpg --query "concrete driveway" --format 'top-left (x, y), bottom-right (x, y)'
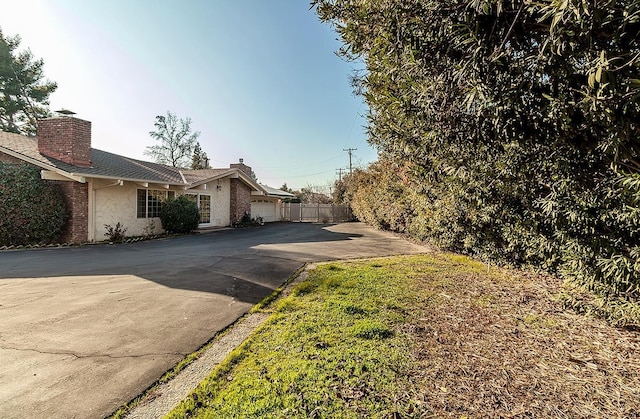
top-left (0, 222), bottom-right (426, 419)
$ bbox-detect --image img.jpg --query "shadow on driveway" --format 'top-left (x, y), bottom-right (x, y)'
top-left (0, 222), bottom-right (367, 304)
top-left (0, 222), bottom-right (425, 419)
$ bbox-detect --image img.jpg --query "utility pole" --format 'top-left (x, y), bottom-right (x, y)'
top-left (343, 148), bottom-right (357, 174)
top-left (336, 167), bottom-right (345, 181)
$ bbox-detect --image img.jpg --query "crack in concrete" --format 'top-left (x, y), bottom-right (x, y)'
top-left (0, 345), bottom-right (183, 360)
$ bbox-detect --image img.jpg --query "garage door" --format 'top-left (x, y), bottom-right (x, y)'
top-left (251, 200), bottom-right (277, 222)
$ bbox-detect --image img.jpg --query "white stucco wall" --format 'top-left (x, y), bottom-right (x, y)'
top-left (91, 177), bottom-right (233, 241)
top-left (93, 181), bottom-right (167, 240)
top-left (211, 177), bottom-right (231, 226)
top-left (185, 178), bottom-right (231, 227)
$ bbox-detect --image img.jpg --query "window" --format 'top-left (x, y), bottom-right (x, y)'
top-left (137, 189), bottom-right (175, 218)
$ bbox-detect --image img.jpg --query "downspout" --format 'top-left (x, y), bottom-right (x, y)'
top-left (91, 180), bottom-right (124, 242)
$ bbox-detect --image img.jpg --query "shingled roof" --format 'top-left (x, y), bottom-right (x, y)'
top-left (0, 130), bottom-right (260, 190)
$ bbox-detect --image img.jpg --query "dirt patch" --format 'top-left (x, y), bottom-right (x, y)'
top-left (404, 264), bottom-right (640, 417)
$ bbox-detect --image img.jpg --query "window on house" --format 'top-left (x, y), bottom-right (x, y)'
top-left (137, 190), bottom-right (147, 218)
top-left (137, 189), bottom-right (175, 218)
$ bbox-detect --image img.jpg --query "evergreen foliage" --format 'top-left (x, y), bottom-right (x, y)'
top-left (0, 28), bottom-right (57, 135)
top-left (159, 195), bottom-right (200, 233)
top-left (0, 163), bottom-right (66, 245)
top-left (314, 0), bottom-right (640, 304)
top-left (190, 141), bottom-right (210, 169)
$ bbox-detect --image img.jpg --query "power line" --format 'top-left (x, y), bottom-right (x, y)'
top-left (264, 169), bottom-right (335, 179)
top-left (344, 101), bottom-right (363, 148)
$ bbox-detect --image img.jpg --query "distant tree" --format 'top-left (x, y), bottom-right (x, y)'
top-left (300, 184), bottom-right (332, 204)
top-left (332, 177), bottom-right (347, 204)
top-left (281, 183), bottom-right (301, 203)
top-left (281, 184), bottom-right (332, 203)
top-left (145, 111), bottom-right (200, 167)
top-left (280, 183), bottom-right (292, 193)
top-left (0, 28), bottom-right (57, 135)
top-left (190, 142), bottom-right (210, 169)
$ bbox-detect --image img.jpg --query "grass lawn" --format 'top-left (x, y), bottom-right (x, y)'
top-left (166, 254), bottom-right (640, 418)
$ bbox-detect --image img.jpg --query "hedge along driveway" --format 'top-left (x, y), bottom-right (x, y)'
top-left (0, 222), bottom-right (427, 419)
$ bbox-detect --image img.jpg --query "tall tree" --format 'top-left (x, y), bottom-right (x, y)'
top-left (145, 111), bottom-right (200, 168)
top-left (0, 28), bottom-right (57, 135)
top-left (190, 141), bottom-right (210, 169)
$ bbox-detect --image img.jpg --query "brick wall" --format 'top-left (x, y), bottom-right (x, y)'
top-left (230, 178), bottom-right (252, 224)
top-left (50, 180), bottom-right (89, 243)
top-left (37, 117), bottom-right (92, 167)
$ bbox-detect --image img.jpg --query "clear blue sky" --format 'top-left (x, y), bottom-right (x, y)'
top-left (1, 0), bottom-right (375, 191)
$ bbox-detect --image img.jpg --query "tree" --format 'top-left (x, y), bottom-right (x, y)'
top-left (280, 184), bottom-right (301, 203)
top-left (0, 28), bottom-right (57, 135)
top-left (145, 111), bottom-right (200, 167)
top-left (332, 176), bottom-right (351, 204)
top-left (190, 142), bottom-right (210, 169)
top-left (300, 184), bottom-right (333, 204)
top-left (280, 183), bottom-right (292, 193)
top-left (313, 0), bottom-right (640, 307)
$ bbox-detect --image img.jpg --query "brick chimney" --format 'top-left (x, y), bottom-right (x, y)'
top-left (230, 158), bottom-right (253, 177)
top-left (37, 116), bottom-right (92, 167)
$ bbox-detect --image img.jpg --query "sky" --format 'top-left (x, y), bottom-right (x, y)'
top-left (0, 0), bottom-right (375, 191)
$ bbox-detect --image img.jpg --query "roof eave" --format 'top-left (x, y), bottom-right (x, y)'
top-left (0, 145), bottom-right (87, 183)
top-left (69, 172), bottom-right (186, 187)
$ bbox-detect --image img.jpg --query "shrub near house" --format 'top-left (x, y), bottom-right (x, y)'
top-left (0, 163), bottom-right (67, 245)
top-left (160, 195), bottom-right (200, 234)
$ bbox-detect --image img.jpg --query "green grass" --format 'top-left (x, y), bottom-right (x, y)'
top-left (164, 253), bottom-right (640, 418)
top-left (165, 256), bottom-right (439, 419)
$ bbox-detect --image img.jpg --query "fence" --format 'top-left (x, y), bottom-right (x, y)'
top-left (281, 203), bottom-right (353, 223)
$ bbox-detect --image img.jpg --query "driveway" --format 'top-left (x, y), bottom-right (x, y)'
top-left (0, 222), bottom-right (426, 418)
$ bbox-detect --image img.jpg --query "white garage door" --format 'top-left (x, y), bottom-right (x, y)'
top-left (251, 200), bottom-right (277, 222)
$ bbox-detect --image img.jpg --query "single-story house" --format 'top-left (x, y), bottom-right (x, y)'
top-left (0, 115), bottom-right (283, 243)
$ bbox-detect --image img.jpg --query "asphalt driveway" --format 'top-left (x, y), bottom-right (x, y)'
top-left (0, 222), bottom-right (426, 418)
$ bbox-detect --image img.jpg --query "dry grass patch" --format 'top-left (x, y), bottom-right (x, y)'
top-left (404, 254), bottom-right (640, 417)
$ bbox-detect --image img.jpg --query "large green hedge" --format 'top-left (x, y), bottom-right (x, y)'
top-left (0, 163), bottom-right (67, 245)
top-left (316, 0), bottom-right (640, 320)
